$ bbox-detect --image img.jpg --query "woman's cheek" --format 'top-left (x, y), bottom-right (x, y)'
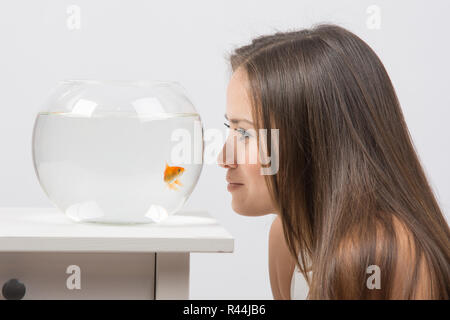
top-left (246, 138), bottom-right (260, 166)
top-left (244, 142), bottom-right (263, 177)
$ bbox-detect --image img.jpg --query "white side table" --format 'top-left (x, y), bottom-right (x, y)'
top-left (0, 207), bottom-right (234, 300)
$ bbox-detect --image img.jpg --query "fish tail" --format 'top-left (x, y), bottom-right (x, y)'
top-left (168, 182), bottom-right (177, 191)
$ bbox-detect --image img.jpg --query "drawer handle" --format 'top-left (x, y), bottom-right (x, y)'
top-left (2, 279), bottom-right (26, 300)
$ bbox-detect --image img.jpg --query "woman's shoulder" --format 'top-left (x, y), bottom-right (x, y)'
top-left (334, 214), bottom-right (433, 299)
top-left (268, 215), bottom-right (297, 300)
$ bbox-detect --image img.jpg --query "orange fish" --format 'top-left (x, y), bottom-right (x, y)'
top-left (164, 162), bottom-right (185, 190)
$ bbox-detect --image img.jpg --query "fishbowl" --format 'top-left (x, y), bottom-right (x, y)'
top-left (32, 80), bottom-right (204, 224)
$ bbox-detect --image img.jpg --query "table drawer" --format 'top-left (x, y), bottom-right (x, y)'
top-left (0, 252), bottom-right (155, 299)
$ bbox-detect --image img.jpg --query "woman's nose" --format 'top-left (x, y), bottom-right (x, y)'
top-left (217, 138), bottom-right (238, 169)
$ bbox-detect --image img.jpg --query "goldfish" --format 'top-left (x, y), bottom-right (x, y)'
top-left (164, 162), bottom-right (185, 191)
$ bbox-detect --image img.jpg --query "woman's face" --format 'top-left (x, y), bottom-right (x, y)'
top-left (217, 67), bottom-right (277, 216)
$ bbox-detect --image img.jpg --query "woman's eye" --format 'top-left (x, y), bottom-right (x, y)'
top-left (236, 128), bottom-right (251, 140)
top-left (224, 122), bottom-right (251, 141)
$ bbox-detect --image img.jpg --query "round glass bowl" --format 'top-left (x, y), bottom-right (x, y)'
top-left (32, 80), bottom-right (204, 224)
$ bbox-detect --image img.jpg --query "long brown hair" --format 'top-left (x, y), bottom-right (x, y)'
top-left (228, 23), bottom-right (450, 299)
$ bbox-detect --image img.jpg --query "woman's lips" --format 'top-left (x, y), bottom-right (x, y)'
top-left (227, 183), bottom-right (243, 192)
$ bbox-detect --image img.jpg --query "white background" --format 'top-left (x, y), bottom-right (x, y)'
top-left (0, 0), bottom-right (448, 299)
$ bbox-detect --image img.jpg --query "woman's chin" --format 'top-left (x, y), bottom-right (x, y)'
top-left (231, 202), bottom-right (272, 217)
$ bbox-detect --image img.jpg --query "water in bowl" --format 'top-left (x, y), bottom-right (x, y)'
top-left (32, 111), bottom-right (203, 224)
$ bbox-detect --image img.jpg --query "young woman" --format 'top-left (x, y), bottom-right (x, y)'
top-left (217, 23), bottom-right (450, 299)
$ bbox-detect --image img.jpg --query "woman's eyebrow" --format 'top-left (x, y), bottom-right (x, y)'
top-left (224, 114), bottom-right (253, 125)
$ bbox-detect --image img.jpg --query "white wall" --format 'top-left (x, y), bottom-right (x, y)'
top-left (0, 0), bottom-right (448, 299)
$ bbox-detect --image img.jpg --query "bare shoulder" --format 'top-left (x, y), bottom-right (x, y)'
top-left (385, 215), bottom-right (433, 299)
top-left (336, 214), bottom-right (433, 299)
top-left (268, 215), bottom-right (297, 300)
